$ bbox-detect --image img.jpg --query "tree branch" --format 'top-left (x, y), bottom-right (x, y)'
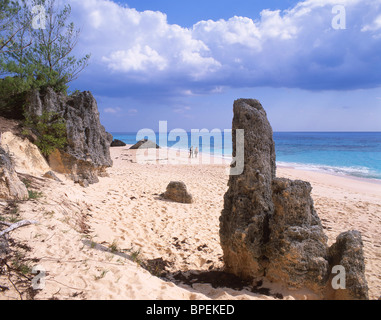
top-left (0, 220), bottom-right (39, 237)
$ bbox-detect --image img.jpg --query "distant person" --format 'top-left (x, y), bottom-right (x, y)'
top-left (189, 146), bottom-right (193, 158)
top-left (195, 147), bottom-right (199, 158)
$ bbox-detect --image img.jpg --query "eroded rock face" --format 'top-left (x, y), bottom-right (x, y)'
top-left (220, 99), bottom-right (369, 299)
top-left (0, 131), bottom-right (51, 177)
top-left (267, 178), bottom-right (330, 295)
top-left (25, 88), bottom-right (112, 186)
top-left (0, 147), bottom-right (28, 201)
top-left (327, 231), bottom-right (369, 300)
top-left (220, 99), bottom-right (276, 279)
top-left (161, 181), bottom-right (193, 204)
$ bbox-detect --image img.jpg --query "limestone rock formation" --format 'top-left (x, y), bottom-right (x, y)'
top-left (106, 132), bottom-right (114, 146)
top-left (220, 99), bottom-right (369, 300)
top-left (111, 139), bottom-right (126, 147)
top-left (267, 178), bottom-right (330, 295)
top-left (327, 231), bottom-right (369, 300)
top-left (25, 88), bottom-right (113, 186)
top-left (0, 147), bottom-right (28, 201)
top-left (0, 131), bottom-right (51, 177)
top-left (220, 99), bottom-right (276, 279)
top-left (161, 181), bottom-right (193, 204)
top-left (130, 139), bottom-right (160, 150)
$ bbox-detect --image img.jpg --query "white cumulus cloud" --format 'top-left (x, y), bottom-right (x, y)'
top-left (103, 45), bottom-right (167, 72)
top-left (69, 0), bottom-right (381, 95)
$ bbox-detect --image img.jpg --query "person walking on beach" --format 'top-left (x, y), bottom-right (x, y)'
top-left (195, 147), bottom-right (199, 158)
top-left (189, 146), bottom-right (193, 158)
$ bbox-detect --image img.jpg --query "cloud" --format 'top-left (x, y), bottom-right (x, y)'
top-left (104, 107), bottom-right (121, 114)
top-left (128, 108), bottom-right (138, 115)
top-left (102, 45), bottom-right (167, 72)
top-left (104, 106), bottom-right (138, 116)
top-left (362, 14), bottom-right (381, 33)
top-left (69, 0), bottom-right (381, 98)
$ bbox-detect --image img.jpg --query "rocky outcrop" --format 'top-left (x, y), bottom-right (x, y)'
top-left (220, 99), bottom-right (368, 300)
top-left (130, 139), bottom-right (160, 150)
top-left (266, 178), bottom-right (330, 295)
top-left (161, 181), bottom-right (193, 204)
top-left (327, 231), bottom-right (369, 300)
top-left (111, 139), bottom-right (126, 147)
top-left (220, 99), bottom-right (276, 279)
top-left (0, 131), bottom-right (51, 177)
top-left (25, 88), bottom-right (113, 186)
top-left (0, 147), bottom-right (28, 201)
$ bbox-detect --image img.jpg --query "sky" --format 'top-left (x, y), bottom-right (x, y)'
top-left (65, 0), bottom-right (381, 132)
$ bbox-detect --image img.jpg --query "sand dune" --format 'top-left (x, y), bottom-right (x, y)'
top-left (1, 146), bottom-right (380, 300)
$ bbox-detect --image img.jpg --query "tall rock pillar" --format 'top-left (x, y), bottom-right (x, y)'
top-left (220, 99), bottom-right (276, 278)
top-left (220, 99), bottom-right (369, 300)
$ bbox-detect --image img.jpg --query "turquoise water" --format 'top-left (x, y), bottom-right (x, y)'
top-left (274, 132), bottom-right (381, 180)
top-left (111, 131), bottom-right (381, 180)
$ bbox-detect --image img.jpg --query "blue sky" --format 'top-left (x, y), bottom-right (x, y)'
top-left (67, 0), bottom-right (381, 132)
top-left (120, 0), bottom-right (299, 27)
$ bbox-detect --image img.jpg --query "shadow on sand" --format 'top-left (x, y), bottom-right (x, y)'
top-left (82, 239), bottom-right (283, 300)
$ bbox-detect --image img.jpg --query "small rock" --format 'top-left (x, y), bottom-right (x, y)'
top-left (78, 179), bottom-right (89, 188)
top-left (130, 139), bottom-right (160, 150)
top-left (161, 181), bottom-right (193, 204)
top-left (43, 171), bottom-right (61, 182)
top-left (111, 139), bottom-right (126, 147)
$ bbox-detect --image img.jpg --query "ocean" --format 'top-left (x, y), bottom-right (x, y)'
top-left (111, 131), bottom-right (381, 181)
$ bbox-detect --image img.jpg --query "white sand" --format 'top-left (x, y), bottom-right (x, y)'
top-left (1, 146), bottom-right (380, 300)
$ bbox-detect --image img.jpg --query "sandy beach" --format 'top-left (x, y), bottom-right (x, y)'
top-left (1, 146), bottom-right (380, 300)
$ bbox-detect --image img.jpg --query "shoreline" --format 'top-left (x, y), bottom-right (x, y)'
top-left (115, 131), bottom-right (381, 184)
top-left (276, 162), bottom-right (381, 186)
top-left (125, 144), bottom-right (381, 185)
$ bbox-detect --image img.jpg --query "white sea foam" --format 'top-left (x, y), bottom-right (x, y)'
top-left (277, 161), bottom-right (381, 180)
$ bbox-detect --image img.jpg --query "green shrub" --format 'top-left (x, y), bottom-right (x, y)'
top-left (0, 76), bottom-right (31, 119)
top-left (28, 190), bottom-right (43, 200)
top-left (23, 111), bottom-right (67, 157)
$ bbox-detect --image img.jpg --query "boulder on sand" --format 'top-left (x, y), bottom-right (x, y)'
top-left (43, 170), bottom-right (61, 182)
top-left (130, 139), bottom-right (160, 150)
top-left (161, 181), bottom-right (193, 204)
top-left (111, 139), bottom-right (126, 147)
